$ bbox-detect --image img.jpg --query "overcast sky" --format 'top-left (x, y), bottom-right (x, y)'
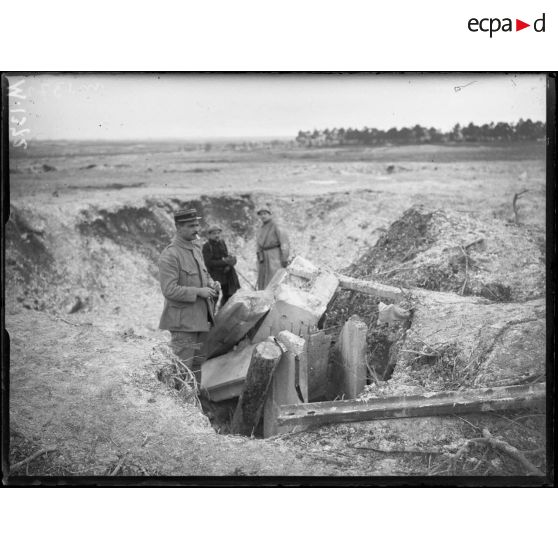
top-left (8, 73), bottom-right (546, 141)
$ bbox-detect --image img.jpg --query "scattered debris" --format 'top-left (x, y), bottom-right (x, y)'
top-left (445, 427), bottom-right (542, 476)
top-left (252, 257), bottom-right (339, 343)
top-left (110, 452), bottom-right (130, 476)
top-left (11, 446), bottom-right (58, 473)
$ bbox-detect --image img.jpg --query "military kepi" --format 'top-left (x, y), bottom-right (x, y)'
top-left (174, 208), bottom-right (201, 224)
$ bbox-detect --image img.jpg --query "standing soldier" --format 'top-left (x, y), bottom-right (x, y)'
top-left (202, 225), bottom-right (241, 306)
top-left (256, 207), bottom-right (290, 289)
top-left (158, 208), bottom-right (220, 382)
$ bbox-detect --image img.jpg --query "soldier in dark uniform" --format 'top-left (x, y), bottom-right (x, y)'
top-left (202, 225), bottom-right (240, 306)
top-left (158, 208), bottom-right (220, 382)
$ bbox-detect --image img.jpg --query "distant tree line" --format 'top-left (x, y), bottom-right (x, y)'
top-left (295, 119), bottom-right (545, 147)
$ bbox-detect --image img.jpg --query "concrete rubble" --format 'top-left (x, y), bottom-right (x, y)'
top-left (198, 257), bottom-right (544, 438)
top-left (164, 255), bottom-right (546, 439)
top-left (252, 256), bottom-right (339, 343)
top-left (200, 256), bottom-right (346, 436)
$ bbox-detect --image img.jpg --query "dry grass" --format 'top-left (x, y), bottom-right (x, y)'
top-left (147, 343), bottom-right (201, 407)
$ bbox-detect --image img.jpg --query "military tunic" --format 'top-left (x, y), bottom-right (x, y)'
top-left (256, 220), bottom-right (290, 289)
top-left (158, 236), bottom-right (216, 375)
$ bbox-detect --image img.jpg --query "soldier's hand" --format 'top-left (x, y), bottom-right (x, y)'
top-left (197, 286), bottom-right (217, 299)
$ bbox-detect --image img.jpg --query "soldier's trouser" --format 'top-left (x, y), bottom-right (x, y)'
top-left (169, 331), bottom-right (208, 383)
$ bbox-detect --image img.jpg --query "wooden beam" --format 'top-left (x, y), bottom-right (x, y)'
top-left (336, 275), bottom-right (404, 302)
top-left (291, 266), bottom-right (403, 303)
top-left (230, 340), bottom-right (283, 436)
top-left (277, 383), bottom-right (546, 427)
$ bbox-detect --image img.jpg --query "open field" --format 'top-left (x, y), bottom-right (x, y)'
top-left (5, 140), bottom-right (547, 481)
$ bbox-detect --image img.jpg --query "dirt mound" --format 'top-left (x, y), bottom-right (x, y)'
top-left (362, 293), bottom-right (545, 396)
top-left (345, 206), bottom-right (437, 276)
top-left (345, 205), bottom-right (545, 302)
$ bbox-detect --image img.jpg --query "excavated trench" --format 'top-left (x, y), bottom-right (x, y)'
top-left (6, 195), bottom-right (545, 439)
top-left (6, 193), bottom-right (409, 435)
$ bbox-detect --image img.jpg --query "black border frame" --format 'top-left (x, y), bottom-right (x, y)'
top-left (1, 71), bottom-right (555, 487)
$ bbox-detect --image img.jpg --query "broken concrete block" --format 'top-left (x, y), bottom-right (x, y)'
top-left (252, 257), bottom-right (338, 344)
top-left (338, 315), bottom-right (368, 399)
top-left (251, 291), bottom-right (317, 343)
top-left (252, 279), bottom-right (338, 344)
top-left (275, 256), bottom-right (339, 312)
top-left (200, 343), bottom-right (256, 402)
top-left (204, 289), bottom-right (274, 358)
top-left (306, 330), bottom-right (333, 402)
top-left (230, 340), bottom-right (283, 436)
top-left (263, 331), bottom-right (308, 437)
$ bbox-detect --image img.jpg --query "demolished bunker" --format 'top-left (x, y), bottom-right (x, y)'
top-left (158, 255), bottom-right (419, 436)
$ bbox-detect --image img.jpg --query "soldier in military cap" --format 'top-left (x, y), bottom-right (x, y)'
top-left (158, 208), bottom-right (221, 382)
top-left (256, 206), bottom-right (290, 289)
top-left (202, 225), bottom-right (240, 306)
